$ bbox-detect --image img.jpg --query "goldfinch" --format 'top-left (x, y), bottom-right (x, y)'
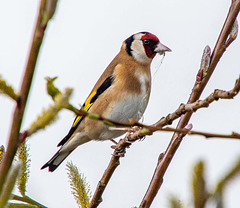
top-left (41, 32), bottom-right (171, 172)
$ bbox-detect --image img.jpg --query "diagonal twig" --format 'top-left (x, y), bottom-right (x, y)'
top-left (81, 76), bottom-right (240, 141)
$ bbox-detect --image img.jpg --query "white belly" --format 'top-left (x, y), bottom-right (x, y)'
top-left (98, 91), bottom-right (149, 140)
top-left (108, 93), bottom-right (148, 122)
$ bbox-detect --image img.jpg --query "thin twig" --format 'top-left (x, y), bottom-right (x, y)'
top-left (12, 195), bottom-right (47, 208)
top-left (156, 76), bottom-right (240, 127)
top-left (109, 123), bottom-right (240, 140)
top-left (159, 127), bottom-right (240, 140)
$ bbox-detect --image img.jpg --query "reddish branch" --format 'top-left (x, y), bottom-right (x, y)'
top-left (139, 1), bottom-right (240, 207)
top-left (0, 0), bottom-right (50, 193)
top-left (88, 134), bottom-right (132, 208)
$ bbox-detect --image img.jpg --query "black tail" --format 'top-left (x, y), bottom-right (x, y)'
top-left (41, 149), bottom-right (73, 172)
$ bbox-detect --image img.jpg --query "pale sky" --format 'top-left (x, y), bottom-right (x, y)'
top-left (1, 1), bottom-right (240, 208)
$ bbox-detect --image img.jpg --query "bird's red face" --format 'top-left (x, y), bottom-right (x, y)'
top-left (141, 33), bottom-right (160, 59)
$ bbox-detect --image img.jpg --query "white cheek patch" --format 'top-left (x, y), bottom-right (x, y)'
top-left (131, 40), bottom-right (152, 64)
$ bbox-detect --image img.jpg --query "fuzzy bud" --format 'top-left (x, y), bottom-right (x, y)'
top-left (0, 145), bottom-right (5, 164)
top-left (230, 20), bottom-right (238, 41)
top-left (197, 46), bottom-right (211, 81)
top-left (225, 20), bottom-right (238, 47)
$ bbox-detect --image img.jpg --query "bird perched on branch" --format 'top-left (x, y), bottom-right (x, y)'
top-left (41, 32), bottom-right (171, 172)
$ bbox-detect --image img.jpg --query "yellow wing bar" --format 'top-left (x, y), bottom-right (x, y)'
top-left (72, 90), bottom-right (97, 127)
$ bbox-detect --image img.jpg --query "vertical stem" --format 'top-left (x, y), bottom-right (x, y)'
top-left (0, 162), bottom-right (22, 207)
top-left (0, 0), bottom-right (47, 193)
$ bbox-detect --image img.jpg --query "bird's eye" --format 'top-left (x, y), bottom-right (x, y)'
top-left (143, 39), bottom-right (150, 45)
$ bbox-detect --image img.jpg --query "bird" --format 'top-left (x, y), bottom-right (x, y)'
top-left (41, 32), bottom-right (171, 172)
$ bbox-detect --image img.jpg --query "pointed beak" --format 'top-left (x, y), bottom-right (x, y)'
top-left (154, 42), bottom-right (171, 55)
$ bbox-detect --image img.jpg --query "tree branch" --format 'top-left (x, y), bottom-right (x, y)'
top-left (88, 78), bottom-right (240, 206)
top-left (156, 76), bottom-right (240, 127)
top-left (88, 133), bottom-right (133, 208)
top-left (139, 1), bottom-right (240, 207)
top-left (0, 0), bottom-right (58, 194)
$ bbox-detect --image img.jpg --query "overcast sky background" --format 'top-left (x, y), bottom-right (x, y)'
top-left (1, 1), bottom-right (240, 208)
